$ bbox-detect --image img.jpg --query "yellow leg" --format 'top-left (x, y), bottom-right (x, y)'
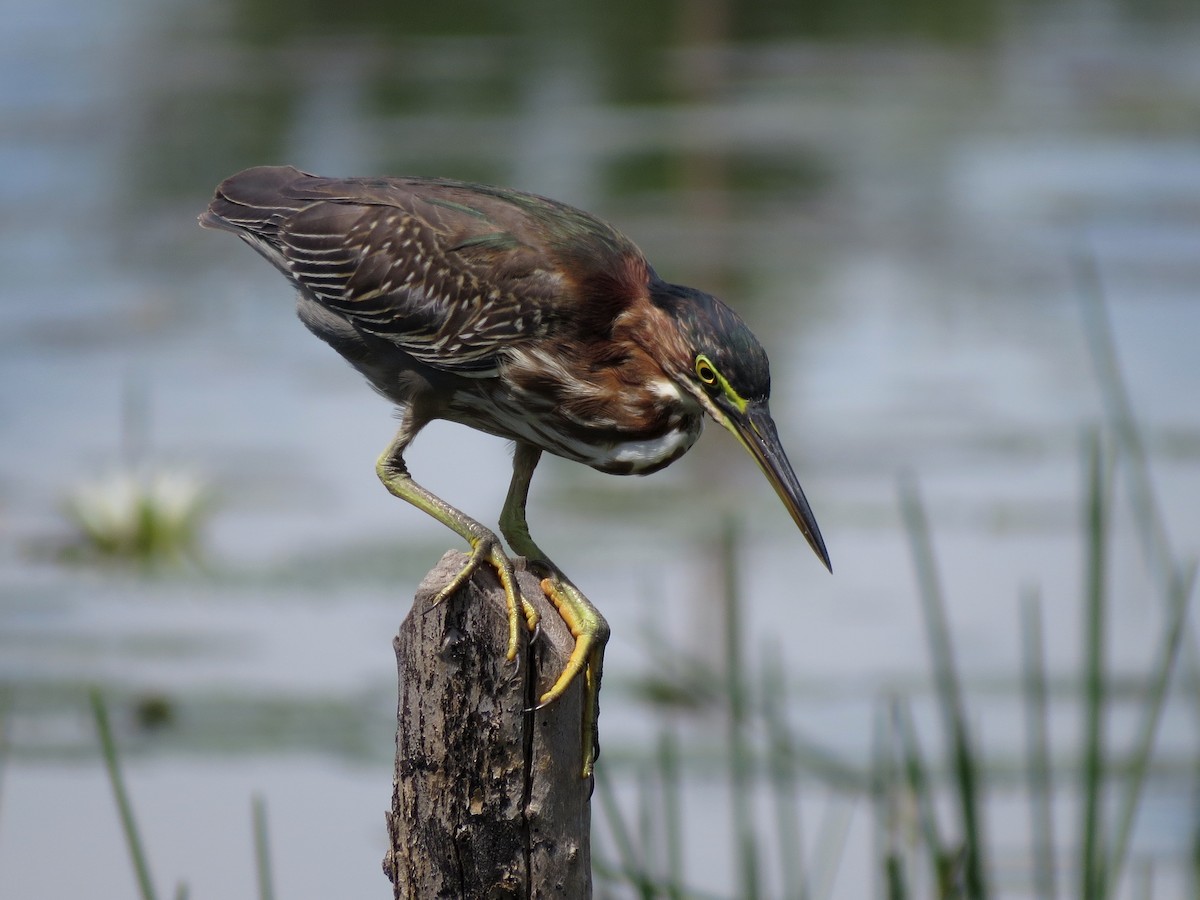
top-left (376, 429), bottom-right (537, 664)
top-left (500, 443), bottom-right (609, 778)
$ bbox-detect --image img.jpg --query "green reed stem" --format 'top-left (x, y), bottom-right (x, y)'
top-left (1075, 250), bottom-right (1200, 716)
top-left (595, 765), bottom-right (652, 899)
top-left (1020, 586), bottom-right (1057, 900)
top-left (0, 689), bottom-right (10, 844)
top-left (893, 697), bottom-right (957, 894)
top-left (720, 517), bottom-right (760, 900)
top-left (252, 794), bottom-right (275, 900)
top-left (873, 698), bottom-right (907, 899)
top-left (90, 688), bottom-right (158, 900)
top-left (1107, 561), bottom-right (1197, 891)
top-left (657, 729), bottom-right (685, 900)
top-left (1073, 252), bottom-right (1172, 585)
top-left (638, 765), bottom-right (658, 892)
top-left (810, 798), bottom-right (855, 900)
top-left (898, 474), bottom-right (988, 899)
top-left (1079, 432), bottom-right (1110, 900)
top-left (761, 646), bottom-right (808, 900)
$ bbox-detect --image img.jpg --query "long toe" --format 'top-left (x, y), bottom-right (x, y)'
top-left (538, 576), bottom-right (610, 778)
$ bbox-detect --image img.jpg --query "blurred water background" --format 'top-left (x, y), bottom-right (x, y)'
top-left (1, 0), bottom-right (1199, 896)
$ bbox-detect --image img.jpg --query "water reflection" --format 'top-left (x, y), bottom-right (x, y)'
top-left (2, 0), bottom-right (1199, 896)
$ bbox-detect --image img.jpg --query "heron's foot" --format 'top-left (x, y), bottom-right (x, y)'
top-left (432, 534), bottom-right (540, 662)
top-left (537, 574), bottom-right (609, 778)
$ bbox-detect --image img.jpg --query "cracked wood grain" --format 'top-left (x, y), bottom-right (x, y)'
top-left (385, 551), bottom-right (592, 899)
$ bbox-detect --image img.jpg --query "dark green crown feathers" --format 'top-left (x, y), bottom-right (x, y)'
top-left (649, 281), bottom-right (772, 402)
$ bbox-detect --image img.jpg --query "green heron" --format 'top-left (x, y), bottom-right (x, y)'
top-left (201, 165), bottom-right (830, 777)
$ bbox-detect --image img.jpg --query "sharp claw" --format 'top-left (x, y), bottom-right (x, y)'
top-left (431, 545), bottom-right (486, 605)
top-left (536, 575), bottom-right (609, 778)
top-left (436, 541), bottom-right (608, 779)
top-left (431, 536), bottom-right (528, 665)
top-left (520, 598), bottom-right (541, 636)
top-left (378, 457), bottom-right (602, 774)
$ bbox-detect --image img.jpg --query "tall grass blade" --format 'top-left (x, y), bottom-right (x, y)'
top-left (90, 688), bottom-right (159, 900)
top-left (591, 857), bottom-right (679, 899)
top-left (1073, 251), bottom-right (1172, 585)
top-left (873, 698), bottom-right (909, 900)
top-left (885, 854), bottom-right (909, 900)
top-left (0, 689), bottom-right (10, 844)
top-left (893, 697), bottom-right (956, 894)
top-left (719, 517), bottom-right (760, 900)
top-left (1107, 562), bottom-right (1197, 891)
top-left (809, 798), bottom-right (855, 900)
top-left (637, 766), bottom-right (659, 894)
top-left (595, 765), bottom-right (653, 899)
top-left (1074, 251), bottom-right (1200, 713)
top-left (1019, 587), bottom-right (1057, 900)
top-left (656, 730), bottom-right (685, 900)
top-left (592, 855), bottom-right (726, 900)
top-left (1192, 760), bottom-right (1200, 900)
top-left (1079, 433), bottom-right (1109, 900)
top-left (760, 646), bottom-right (808, 900)
top-left (252, 794), bottom-right (276, 900)
top-left (173, 883), bottom-right (189, 900)
top-left (898, 474), bottom-right (988, 899)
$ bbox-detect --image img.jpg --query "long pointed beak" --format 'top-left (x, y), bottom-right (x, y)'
top-left (716, 399), bottom-right (831, 572)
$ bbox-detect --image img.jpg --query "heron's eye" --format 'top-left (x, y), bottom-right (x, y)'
top-left (695, 355), bottom-right (718, 386)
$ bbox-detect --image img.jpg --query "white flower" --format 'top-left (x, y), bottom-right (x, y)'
top-left (64, 468), bottom-right (209, 561)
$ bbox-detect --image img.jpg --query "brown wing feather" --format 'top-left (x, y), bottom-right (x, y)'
top-left (201, 166), bottom-right (650, 377)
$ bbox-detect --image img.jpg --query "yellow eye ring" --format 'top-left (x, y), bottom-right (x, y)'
top-left (695, 355), bottom-right (718, 385)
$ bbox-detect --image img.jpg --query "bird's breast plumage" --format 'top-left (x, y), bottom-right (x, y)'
top-left (444, 367), bottom-right (704, 476)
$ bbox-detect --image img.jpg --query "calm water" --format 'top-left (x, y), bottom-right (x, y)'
top-left (2, 0), bottom-right (1199, 896)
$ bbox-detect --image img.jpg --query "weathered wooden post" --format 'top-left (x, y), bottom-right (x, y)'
top-left (384, 550), bottom-right (592, 898)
